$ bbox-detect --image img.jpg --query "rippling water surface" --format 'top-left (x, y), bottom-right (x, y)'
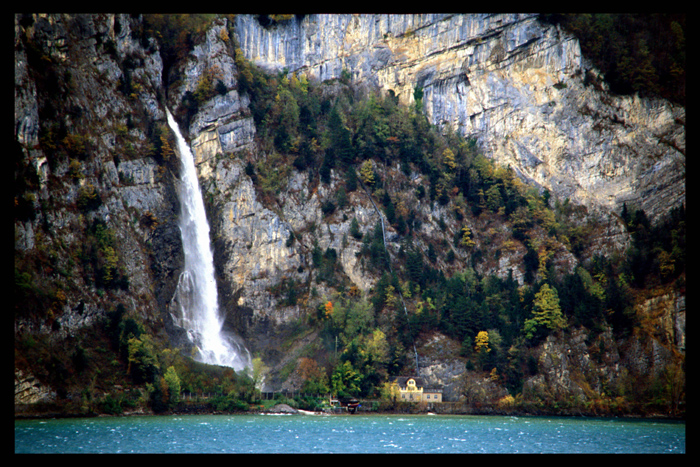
top-left (15, 413), bottom-right (685, 454)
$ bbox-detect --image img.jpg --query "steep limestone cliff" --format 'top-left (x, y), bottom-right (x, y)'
top-left (233, 13), bottom-right (685, 223)
top-left (14, 14), bottom-right (175, 336)
top-left (169, 14), bottom-right (685, 395)
top-left (14, 13), bottom-right (183, 404)
top-left (15, 13), bottom-right (685, 411)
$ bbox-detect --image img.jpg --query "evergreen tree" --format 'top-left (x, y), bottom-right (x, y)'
top-left (349, 217), bottom-right (362, 240)
top-left (331, 361), bottom-right (361, 398)
top-left (344, 166), bottom-right (358, 191)
top-left (523, 284), bottom-right (566, 340)
top-left (360, 159), bottom-right (375, 186)
top-left (328, 107), bottom-right (354, 167)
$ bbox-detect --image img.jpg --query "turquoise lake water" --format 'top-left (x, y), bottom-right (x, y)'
top-left (15, 413), bottom-right (685, 454)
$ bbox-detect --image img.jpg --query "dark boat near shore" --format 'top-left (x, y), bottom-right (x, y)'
top-left (323, 397), bottom-right (361, 414)
top-left (347, 399), bottom-right (360, 414)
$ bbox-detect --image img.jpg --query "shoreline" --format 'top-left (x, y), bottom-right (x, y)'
top-left (15, 404), bottom-right (685, 423)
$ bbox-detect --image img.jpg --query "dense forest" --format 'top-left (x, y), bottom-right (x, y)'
top-left (541, 13), bottom-right (686, 105)
top-left (15, 14), bottom-right (685, 418)
top-left (228, 30), bottom-right (686, 405)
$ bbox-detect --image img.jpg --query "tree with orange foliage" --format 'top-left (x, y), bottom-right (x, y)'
top-left (299, 358), bottom-right (329, 394)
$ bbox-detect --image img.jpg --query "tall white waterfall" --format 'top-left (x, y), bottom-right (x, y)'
top-left (166, 109), bottom-right (251, 372)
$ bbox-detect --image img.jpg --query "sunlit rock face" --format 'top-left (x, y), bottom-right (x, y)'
top-left (14, 13), bottom-right (685, 398)
top-left (233, 13), bottom-right (685, 223)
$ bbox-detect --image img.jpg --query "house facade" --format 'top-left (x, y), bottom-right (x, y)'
top-left (391, 376), bottom-right (443, 403)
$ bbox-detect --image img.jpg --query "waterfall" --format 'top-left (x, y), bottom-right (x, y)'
top-left (166, 109), bottom-right (251, 372)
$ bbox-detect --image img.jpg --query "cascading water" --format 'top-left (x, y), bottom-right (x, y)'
top-left (166, 109), bottom-right (251, 372)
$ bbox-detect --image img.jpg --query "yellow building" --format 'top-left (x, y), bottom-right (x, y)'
top-left (391, 376), bottom-right (443, 402)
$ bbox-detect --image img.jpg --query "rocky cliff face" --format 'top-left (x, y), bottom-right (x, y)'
top-left (227, 13), bottom-right (685, 391)
top-left (234, 13), bottom-right (685, 223)
top-left (15, 13), bottom-right (684, 404)
top-left (15, 14), bottom-right (175, 335)
top-left (14, 14), bottom-right (182, 403)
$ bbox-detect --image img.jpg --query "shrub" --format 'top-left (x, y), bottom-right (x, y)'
top-left (349, 217), bottom-right (363, 240)
top-left (77, 184), bottom-right (101, 211)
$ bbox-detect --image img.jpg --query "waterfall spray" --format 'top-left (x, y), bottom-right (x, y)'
top-left (166, 109), bottom-right (251, 372)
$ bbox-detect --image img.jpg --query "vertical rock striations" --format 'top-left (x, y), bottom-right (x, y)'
top-left (233, 13), bottom-right (685, 222)
top-left (14, 13), bottom-right (685, 404)
top-left (14, 14), bottom-right (176, 337)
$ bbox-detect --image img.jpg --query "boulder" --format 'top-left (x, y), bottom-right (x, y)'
top-left (267, 403), bottom-right (298, 414)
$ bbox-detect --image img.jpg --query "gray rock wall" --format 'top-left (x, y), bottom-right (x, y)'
top-left (14, 13), bottom-right (177, 337)
top-left (233, 13), bottom-right (685, 222)
top-left (14, 14), bottom-right (685, 400)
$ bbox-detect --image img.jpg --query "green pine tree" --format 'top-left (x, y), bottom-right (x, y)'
top-left (523, 283), bottom-right (567, 340)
